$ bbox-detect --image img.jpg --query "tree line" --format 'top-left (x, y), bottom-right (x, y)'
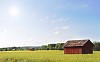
top-left (0, 46), bottom-right (40, 51)
top-left (93, 41), bottom-right (100, 51)
top-left (0, 41), bottom-right (100, 51)
top-left (40, 43), bottom-right (64, 50)
top-left (40, 41), bottom-right (100, 51)
top-left (0, 43), bottom-right (64, 51)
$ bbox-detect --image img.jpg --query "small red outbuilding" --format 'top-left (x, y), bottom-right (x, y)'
top-left (64, 39), bottom-right (94, 54)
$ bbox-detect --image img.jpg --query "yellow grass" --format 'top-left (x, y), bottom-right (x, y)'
top-left (0, 50), bottom-right (99, 62)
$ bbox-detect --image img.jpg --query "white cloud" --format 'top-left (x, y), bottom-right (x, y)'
top-left (53, 26), bottom-right (69, 35)
top-left (51, 17), bottom-right (65, 23)
top-left (56, 5), bottom-right (64, 9)
top-left (51, 17), bottom-right (70, 23)
top-left (44, 16), bottom-right (49, 21)
top-left (54, 31), bottom-right (60, 35)
top-left (80, 4), bottom-right (88, 8)
top-left (40, 16), bottom-right (49, 22)
top-left (83, 4), bottom-right (88, 8)
top-left (67, 35), bottom-right (89, 40)
top-left (62, 26), bottom-right (69, 30)
top-left (53, 2), bottom-right (64, 11)
top-left (2, 30), bottom-right (8, 34)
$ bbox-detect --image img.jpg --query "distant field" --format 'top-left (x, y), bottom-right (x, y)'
top-left (0, 50), bottom-right (99, 62)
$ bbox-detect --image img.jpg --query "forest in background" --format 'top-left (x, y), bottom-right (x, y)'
top-left (0, 41), bottom-right (100, 51)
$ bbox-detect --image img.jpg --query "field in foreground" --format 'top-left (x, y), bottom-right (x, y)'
top-left (0, 50), bottom-right (99, 62)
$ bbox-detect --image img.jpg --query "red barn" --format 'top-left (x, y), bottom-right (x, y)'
top-left (64, 39), bottom-right (94, 54)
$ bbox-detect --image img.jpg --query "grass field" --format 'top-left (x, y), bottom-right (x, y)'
top-left (0, 50), bottom-right (99, 62)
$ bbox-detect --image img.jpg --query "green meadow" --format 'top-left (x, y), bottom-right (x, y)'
top-left (0, 50), bottom-right (99, 62)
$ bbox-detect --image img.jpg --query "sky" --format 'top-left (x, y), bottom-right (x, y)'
top-left (0, 0), bottom-right (100, 47)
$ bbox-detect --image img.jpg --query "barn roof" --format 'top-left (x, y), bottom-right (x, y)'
top-left (64, 39), bottom-right (94, 47)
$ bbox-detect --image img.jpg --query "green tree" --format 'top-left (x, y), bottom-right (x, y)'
top-left (48, 44), bottom-right (56, 50)
top-left (41, 45), bottom-right (48, 50)
top-left (93, 41), bottom-right (100, 51)
top-left (55, 43), bottom-right (64, 50)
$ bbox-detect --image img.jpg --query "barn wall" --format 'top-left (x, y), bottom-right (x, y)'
top-left (82, 41), bottom-right (94, 54)
top-left (64, 47), bottom-right (82, 54)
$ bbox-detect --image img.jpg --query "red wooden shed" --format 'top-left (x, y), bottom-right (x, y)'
top-left (64, 39), bottom-right (94, 54)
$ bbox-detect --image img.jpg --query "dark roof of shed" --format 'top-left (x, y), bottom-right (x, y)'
top-left (64, 39), bottom-right (93, 47)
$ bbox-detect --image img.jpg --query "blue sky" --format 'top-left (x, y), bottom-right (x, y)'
top-left (0, 0), bottom-right (100, 47)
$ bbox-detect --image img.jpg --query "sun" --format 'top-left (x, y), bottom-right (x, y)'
top-left (10, 6), bottom-right (19, 16)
